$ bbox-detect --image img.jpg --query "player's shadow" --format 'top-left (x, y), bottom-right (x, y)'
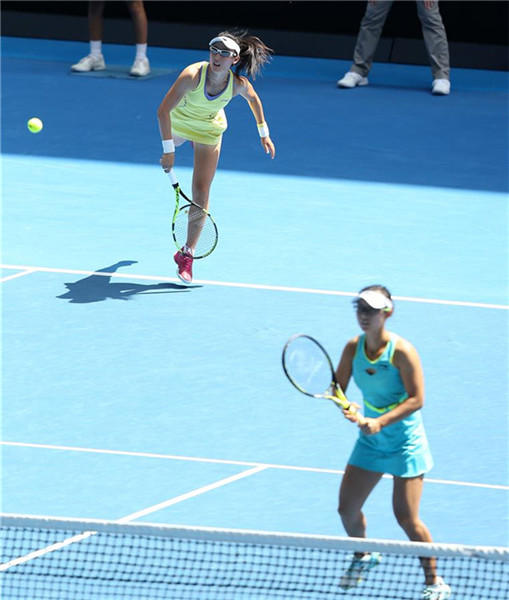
top-left (57, 261), bottom-right (200, 303)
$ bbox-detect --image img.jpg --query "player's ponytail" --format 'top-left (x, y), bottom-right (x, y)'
top-left (218, 30), bottom-right (272, 79)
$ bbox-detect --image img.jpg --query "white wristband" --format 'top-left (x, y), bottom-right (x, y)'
top-left (162, 139), bottom-right (175, 153)
top-left (257, 122), bottom-right (269, 138)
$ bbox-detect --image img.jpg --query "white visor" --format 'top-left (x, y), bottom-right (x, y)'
top-left (356, 290), bottom-right (393, 311)
top-left (209, 36), bottom-right (241, 55)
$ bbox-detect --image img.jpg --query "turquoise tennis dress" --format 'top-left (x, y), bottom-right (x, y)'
top-left (347, 334), bottom-right (433, 478)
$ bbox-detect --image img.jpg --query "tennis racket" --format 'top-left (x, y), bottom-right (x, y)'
top-left (168, 170), bottom-right (218, 259)
top-left (282, 334), bottom-right (364, 424)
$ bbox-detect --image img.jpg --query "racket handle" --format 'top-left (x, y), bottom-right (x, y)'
top-left (168, 169), bottom-right (178, 188)
top-left (334, 386), bottom-right (366, 425)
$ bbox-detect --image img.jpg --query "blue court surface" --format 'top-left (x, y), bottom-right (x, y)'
top-left (1, 36), bottom-right (508, 550)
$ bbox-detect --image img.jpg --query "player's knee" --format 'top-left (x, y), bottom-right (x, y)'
top-left (338, 501), bottom-right (355, 521)
top-left (395, 513), bottom-right (420, 534)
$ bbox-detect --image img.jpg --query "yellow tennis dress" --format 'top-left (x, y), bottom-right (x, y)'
top-left (170, 61), bottom-right (234, 145)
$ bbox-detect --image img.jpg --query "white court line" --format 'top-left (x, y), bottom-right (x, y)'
top-left (0, 464), bottom-right (267, 571)
top-left (1, 263), bottom-right (508, 309)
top-left (2, 441), bottom-right (507, 491)
top-left (0, 530), bottom-right (96, 571)
top-left (0, 268), bottom-right (37, 283)
top-left (116, 465), bottom-right (268, 523)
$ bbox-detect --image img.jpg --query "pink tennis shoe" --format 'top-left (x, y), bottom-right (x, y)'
top-left (174, 250), bottom-right (193, 283)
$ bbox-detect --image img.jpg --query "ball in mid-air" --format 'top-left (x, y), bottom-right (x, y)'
top-left (27, 117), bottom-right (43, 133)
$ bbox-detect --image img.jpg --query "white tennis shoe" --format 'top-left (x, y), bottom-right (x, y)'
top-left (130, 57), bottom-right (150, 77)
top-left (422, 576), bottom-right (452, 600)
top-left (337, 71), bottom-right (369, 88)
top-left (71, 54), bottom-right (106, 72)
top-left (432, 79), bottom-right (451, 95)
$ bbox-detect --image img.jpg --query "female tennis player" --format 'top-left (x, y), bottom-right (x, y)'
top-left (335, 285), bottom-right (451, 600)
top-left (157, 31), bottom-right (275, 283)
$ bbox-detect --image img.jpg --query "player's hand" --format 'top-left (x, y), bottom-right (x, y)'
top-left (160, 153), bottom-right (175, 173)
top-left (342, 402), bottom-right (361, 423)
top-left (358, 417), bottom-right (382, 436)
top-left (261, 136), bottom-right (275, 159)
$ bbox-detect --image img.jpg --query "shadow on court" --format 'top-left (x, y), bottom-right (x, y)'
top-left (56, 261), bottom-right (200, 303)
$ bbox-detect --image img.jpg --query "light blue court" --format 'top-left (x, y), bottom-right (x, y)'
top-left (1, 36), bottom-right (508, 551)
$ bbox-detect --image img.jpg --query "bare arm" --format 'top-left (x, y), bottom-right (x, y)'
top-left (334, 338), bottom-right (361, 420)
top-left (234, 76), bottom-right (275, 158)
top-left (334, 338), bottom-right (357, 393)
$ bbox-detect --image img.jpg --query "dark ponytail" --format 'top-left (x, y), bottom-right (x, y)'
top-left (218, 30), bottom-right (273, 79)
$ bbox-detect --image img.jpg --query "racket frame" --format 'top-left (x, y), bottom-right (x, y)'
top-left (282, 334), bottom-right (365, 424)
top-left (168, 170), bottom-right (218, 259)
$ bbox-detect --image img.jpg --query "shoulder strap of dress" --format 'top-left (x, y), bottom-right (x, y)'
top-left (197, 62), bottom-right (208, 89)
top-left (388, 333), bottom-right (400, 364)
top-left (354, 335), bottom-right (365, 360)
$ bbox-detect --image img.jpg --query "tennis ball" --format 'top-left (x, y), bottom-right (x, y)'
top-left (27, 117), bottom-right (43, 133)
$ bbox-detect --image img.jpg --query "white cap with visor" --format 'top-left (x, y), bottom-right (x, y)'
top-left (209, 36), bottom-right (241, 55)
top-left (356, 290), bottom-right (393, 311)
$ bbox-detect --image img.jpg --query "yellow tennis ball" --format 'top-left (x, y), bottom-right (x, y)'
top-left (27, 117), bottom-right (43, 133)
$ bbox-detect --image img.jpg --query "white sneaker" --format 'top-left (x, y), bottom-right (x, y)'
top-left (337, 71), bottom-right (369, 88)
top-left (432, 78), bottom-right (451, 95)
top-left (422, 576), bottom-right (452, 600)
top-left (71, 54), bottom-right (106, 72)
top-left (130, 57), bottom-right (150, 77)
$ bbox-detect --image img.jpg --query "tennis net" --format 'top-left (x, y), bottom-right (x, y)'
top-left (1, 514), bottom-right (508, 599)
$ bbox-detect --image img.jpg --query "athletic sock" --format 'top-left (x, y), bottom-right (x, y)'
top-left (90, 40), bottom-right (102, 56)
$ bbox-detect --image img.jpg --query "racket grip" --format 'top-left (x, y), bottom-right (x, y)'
top-left (168, 170), bottom-right (178, 187)
top-left (335, 386), bottom-right (366, 425)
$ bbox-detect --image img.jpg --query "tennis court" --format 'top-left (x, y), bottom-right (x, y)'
top-left (1, 35), bottom-right (508, 597)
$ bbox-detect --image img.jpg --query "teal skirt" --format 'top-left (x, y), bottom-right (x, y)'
top-left (347, 416), bottom-right (434, 478)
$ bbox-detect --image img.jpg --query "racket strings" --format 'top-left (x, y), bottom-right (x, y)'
top-left (173, 204), bottom-right (217, 258)
top-left (284, 340), bottom-right (334, 396)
